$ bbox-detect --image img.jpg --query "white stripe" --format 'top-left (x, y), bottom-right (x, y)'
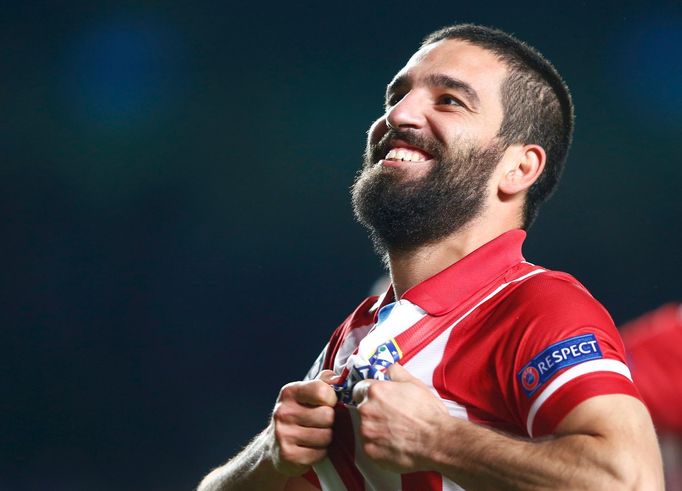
top-left (313, 457), bottom-right (348, 491)
top-left (332, 323), bottom-right (374, 374)
top-left (525, 359), bottom-right (633, 437)
top-left (348, 407), bottom-right (401, 491)
top-left (442, 476), bottom-right (466, 491)
top-left (358, 300), bottom-right (426, 360)
top-left (441, 399), bottom-right (468, 420)
top-left (435, 268), bottom-right (547, 335)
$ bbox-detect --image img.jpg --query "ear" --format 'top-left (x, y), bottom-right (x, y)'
top-left (498, 144), bottom-right (546, 196)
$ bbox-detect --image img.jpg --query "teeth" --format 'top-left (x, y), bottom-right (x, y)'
top-left (384, 148), bottom-right (427, 162)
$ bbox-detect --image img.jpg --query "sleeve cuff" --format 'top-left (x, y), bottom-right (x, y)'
top-left (526, 360), bottom-right (641, 437)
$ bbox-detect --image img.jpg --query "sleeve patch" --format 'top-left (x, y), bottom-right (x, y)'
top-left (518, 333), bottom-right (603, 397)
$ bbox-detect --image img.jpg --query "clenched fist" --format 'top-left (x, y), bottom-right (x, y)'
top-left (270, 370), bottom-right (339, 476)
top-left (352, 363), bottom-right (450, 473)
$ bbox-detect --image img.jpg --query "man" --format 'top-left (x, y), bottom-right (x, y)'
top-left (198, 24), bottom-right (663, 490)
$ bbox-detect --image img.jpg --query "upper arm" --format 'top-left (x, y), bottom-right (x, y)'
top-left (555, 393), bottom-right (664, 489)
top-left (506, 275), bottom-right (640, 437)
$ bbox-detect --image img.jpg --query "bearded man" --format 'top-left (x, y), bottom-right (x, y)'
top-left (198, 24), bottom-right (664, 490)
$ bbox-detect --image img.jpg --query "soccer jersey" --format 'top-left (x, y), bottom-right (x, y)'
top-left (305, 229), bottom-right (640, 491)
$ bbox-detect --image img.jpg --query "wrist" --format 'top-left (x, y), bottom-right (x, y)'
top-left (419, 415), bottom-right (467, 473)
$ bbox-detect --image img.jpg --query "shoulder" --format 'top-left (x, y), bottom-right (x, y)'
top-left (502, 268), bottom-right (614, 329)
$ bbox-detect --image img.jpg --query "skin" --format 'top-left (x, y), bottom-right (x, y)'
top-left (197, 39), bottom-right (664, 491)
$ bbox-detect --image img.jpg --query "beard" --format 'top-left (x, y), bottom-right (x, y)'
top-left (351, 129), bottom-right (504, 256)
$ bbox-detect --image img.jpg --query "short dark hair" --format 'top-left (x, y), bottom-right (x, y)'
top-left (422, 24), bottom-right (574, 228)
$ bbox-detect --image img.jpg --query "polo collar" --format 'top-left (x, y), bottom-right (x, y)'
top-left (375, 229), bottom-right (527, 318)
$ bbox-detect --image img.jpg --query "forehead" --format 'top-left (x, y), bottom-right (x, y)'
top-left (395, 39), bottom-right (508, 110)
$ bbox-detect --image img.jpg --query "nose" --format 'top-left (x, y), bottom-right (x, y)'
top-left (385, 91), bottom-right (427, 130)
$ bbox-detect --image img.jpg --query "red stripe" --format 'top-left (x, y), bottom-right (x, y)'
top-left (328, 404), bottom-right (365, 490)
top-left (401, 470), bottom-right (442, 490)
top-left (532, 373), bottom-right (641, 437)
top-left (303, 469), bottom-right (321, 489)
top-left (397, 264), bottom-right (544, 366)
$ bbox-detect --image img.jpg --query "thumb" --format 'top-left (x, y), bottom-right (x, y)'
top-left (386, 363), bottom-right (420, 383)
top-left (352, 379), bottom-right (377, 404)
top-left (317, 369), bottom-right (342, 385)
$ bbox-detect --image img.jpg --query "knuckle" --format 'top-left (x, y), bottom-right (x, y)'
top-left (278, 382), bottom-right (296, 400)
top-left (318, 427), bottom-right (333, 446)
top-left (311, 380), bottom-right (329, 400)
top-left (358, 403), bottom-right (372, 419)
top-left (320, 405), bottom-right (335, 425)
top-left (363, 442), bottom-right (378, 459)
top-left (359, 422), bottom-right (372, 439)
top-left (273, 422), bottom-right (288, 443)
top-left (278, 444), bottom-right (295, 463)
top-left (272, 403), bottom-right (291, 423)
top-left (279, 382), bottom-right (294, 394)
top-left (367, 382), bottom-right (382, 398)
top-left (308, 448), bottom-right (328, 466)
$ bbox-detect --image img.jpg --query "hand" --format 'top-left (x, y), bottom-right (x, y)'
top-left (270, 370), bottom-right (339, 476)
top-left (352, 363), bottom-right (449, 473)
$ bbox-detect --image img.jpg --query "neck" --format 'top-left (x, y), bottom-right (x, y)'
top-left (387, 220), bottom-right (517, 298)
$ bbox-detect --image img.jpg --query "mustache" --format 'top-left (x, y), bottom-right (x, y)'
top-left (369, 129), bottom-right (443, 164)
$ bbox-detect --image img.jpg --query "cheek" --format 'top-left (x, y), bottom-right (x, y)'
top-left (368, 117), bottom-right (388, 147)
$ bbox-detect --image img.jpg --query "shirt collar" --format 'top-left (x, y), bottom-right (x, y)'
top-left (373, 229), bottom-right (527, 318)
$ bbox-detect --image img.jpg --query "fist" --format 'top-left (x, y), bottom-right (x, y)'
top-left (270, 370), bottom-right (339, 476)
top-left (353, 363), bottom-right (449, 472)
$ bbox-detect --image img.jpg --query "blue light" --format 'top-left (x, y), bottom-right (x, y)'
top-left (63, 16), bottom-right (185, 127)
top-left (609, 14), bottom-right (682, 124)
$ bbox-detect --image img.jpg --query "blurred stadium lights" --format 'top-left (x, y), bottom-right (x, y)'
top-left (61, 15), bottom-right (186, 129)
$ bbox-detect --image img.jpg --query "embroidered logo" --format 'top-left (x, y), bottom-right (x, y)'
top-left (333, 338), bottom-right (403, 405)
top-left (517, 333), bottom-right (603, 397)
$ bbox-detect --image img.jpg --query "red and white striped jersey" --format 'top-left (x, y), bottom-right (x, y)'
top-left (304, 229), bottom-right (640, 491)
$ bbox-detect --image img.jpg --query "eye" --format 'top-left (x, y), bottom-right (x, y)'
top-left (437, 94), bottom-right (463, 107)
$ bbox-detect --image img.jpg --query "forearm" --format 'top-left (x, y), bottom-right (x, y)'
top-left (197, 427), bottom-right (290, 491)
top-left (427, 418), bottom-right (656, 491)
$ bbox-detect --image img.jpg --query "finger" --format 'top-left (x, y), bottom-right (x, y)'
top-left (386, 363), bottom-right (420, 383)
top-left (352, 379), bottom-right (377, 404)
top-left (297, 380), bottom-right (338, 407)
top-left (297, 404), bottom-right (335, 429)
top-left (277, 444), bottom-right (328, 469)
top-left (274, 400), bottom-right (335, 428)
top-left (290, 426), bottom-right (334, 449)
top-left (318, 369), bottom-right (342, 385)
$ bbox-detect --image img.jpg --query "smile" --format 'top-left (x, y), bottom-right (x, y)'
top-left (382, 139), bottom-right (434, 165)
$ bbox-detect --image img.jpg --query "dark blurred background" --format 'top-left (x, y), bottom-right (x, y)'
top-left (1, 1), bottom-right (680, 490)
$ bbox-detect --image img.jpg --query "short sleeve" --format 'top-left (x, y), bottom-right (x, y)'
top-left (508, 273), bottom-right (641, 438)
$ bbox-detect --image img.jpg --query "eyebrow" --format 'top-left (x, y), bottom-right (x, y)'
top-left (386, 73), bottom-right (481, 110)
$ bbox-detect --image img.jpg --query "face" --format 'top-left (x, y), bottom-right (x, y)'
top-left (351, 39), bottom-right (509, 254)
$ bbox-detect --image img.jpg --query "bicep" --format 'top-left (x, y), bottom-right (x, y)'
top-left (555, 394), bottom-right (663, 488)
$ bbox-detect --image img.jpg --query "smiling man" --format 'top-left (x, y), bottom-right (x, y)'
top-left (198, 24), bottom-right (663, 491)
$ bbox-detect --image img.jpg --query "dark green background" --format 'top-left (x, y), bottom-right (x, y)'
top-left (2, 2), bottom-right (680, 490)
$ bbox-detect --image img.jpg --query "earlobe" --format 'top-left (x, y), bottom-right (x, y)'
top-left (499, 145), bottom-right (546, 195)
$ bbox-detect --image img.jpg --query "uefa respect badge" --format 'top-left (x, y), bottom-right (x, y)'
top-left (518, 333), bottom-right (603, 397)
